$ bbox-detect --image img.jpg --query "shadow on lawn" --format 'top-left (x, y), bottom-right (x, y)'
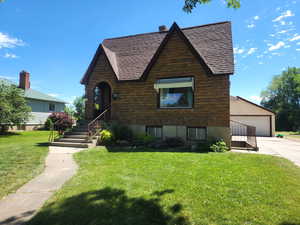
top-left (0, 132), bottom-right (21, 137)
top-left (28, 187), bottom-right (189, 225)
top-left (106, 146), bottom-right (209, 154)
top-left (35, 142), bottom-right (50, 147)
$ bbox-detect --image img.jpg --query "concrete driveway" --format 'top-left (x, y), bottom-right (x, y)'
top-left (257, 137), bottom-right (300, 167)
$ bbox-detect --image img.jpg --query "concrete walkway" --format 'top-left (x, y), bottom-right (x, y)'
top-left (232, 137), bottom-right (300, 167)
top-left (0, 146), bottom-right (85, 225)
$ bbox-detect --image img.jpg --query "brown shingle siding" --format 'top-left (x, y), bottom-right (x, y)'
top-left (85, 29), bottom-right (230, 128)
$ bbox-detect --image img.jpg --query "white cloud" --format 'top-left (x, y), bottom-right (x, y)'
top-left (233, 47), bottom-right (245, 54)
top-left (284, 45), bottom-right (291, 48)
top-left (48, 93), bottom-right (59, 97)
top-left (280, 21), bottom-right (286, 26)
top-left (249, 96), bottom-right (262, 103)
top-left (277, 30), bottom-right (288, 34)
top-left (257, 54), bottom-right (264, 58)
top-left (0, 75), bottom-right (17, 80)
top-left (272, 52), bottom-right (282, 56)
top-left (296, 49), bottom-right (300, 51)
top-left (268, 41), bottom-right (285, 51)
top-left (247, 24), bottom-right (255, 28)
top-left (272, 10), bottom-right (294, 22)
top-left (0, 32), bottom-right (24, 49)
top-left (258, 62), bottom-right (264, 65)
top-left (254, 16), bottom-right (260, 20)
top-left (289, 34), bottom-right (300, 41)
top-left (247, 48), bottom-right (257, 55)
top-left (4, 53), bottom-right (18, 58)
top-left (297, 42), bottom-right (300, 45)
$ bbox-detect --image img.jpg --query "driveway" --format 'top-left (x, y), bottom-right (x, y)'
top-left (256, 137), bottom-right (300, 167)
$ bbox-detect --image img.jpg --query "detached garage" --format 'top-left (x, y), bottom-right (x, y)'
top-left (230, 96), bottom-right (275, 137)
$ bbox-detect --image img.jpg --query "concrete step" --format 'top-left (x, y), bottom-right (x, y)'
top-left (56, 138), bottom-right (92, 143)
top-left (50, 142), bottom-right (89, 148)
top-left (63, 134), bottom-right (88, 139)
top-left (65, 131), bottom-right (88, 135)
top-left (72, 128), bottom-right (89, 132)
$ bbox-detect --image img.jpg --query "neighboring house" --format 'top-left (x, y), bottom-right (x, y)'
top-left (230, 96), bottom-right (275, 137)
top-left (81, 22), bottom-right (234, 145)
top-left (1, 71), bottom-right (66, 130)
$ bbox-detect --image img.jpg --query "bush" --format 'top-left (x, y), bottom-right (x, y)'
top-left (99, 129), bottom-right (114, 145)
top-left (164, 137), bottom-right (185, 148)
top-left (195, 142), bottom-right (211, 152)
top-left (209, 140), bottom-right (229, 152)
top-left (45, 112), bottom-right (73, 133)
top-left (103, 122), bottom-right (133, 142)
top-left (133, 134), bottom-right (157, 146)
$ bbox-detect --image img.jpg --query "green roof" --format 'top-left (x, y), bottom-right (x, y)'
top-left (0, 78), bottom-right (66, 104)
top-left (24, 88), bottom-right (66, 103)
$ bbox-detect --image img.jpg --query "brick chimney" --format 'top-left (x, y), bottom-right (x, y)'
top-left (159, 25), bottom-right (168, 32)
top-left (19, 70), bottom-right (30, 89)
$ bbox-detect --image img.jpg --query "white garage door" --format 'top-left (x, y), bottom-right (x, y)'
top-left (230, 116), bottom-right (271, 137)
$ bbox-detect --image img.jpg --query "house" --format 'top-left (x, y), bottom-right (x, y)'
top-left (81, 22), bottom-right (234, 145)
top-left (230, 96), bottom-right (275, 137)
top-left (1, 71), bottom-right (66, 130)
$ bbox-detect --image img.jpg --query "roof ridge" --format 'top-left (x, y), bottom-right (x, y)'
top-left (103, 21), bottom-right (230, 41)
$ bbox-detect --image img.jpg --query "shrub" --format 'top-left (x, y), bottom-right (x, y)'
top-left (164, 137), bottom-right (185, 148)
top-left (104, 122), bottom-right (133, 142)
top-left (209, 140), bottom-right (229, 152)
top-left (45, 112), bottom-right (73, 133)
top-left (99, 129), bottom-right (114, 145)
top-left (195, 142), bottom-right (211, 152)
top-left (133, 134), bottom-right (157, 146)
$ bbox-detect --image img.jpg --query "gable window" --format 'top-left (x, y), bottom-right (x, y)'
top-left (49, 103), bottom-right (55, 112)
top-left (187, 127), bottom-right (206, 141)
top-left (146, 126), bottom-right (162, 138)
top-left (154, 77), bottom-right (194, 108)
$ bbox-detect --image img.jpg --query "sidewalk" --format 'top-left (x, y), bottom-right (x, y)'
top-left (0, 147), bottom-right (85, 225)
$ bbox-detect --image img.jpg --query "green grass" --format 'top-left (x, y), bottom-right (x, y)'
top-left (29, 147), bottom-right (300, 225)
top-left (0, 131), bottom-right (50, 199)
top-left (276, 131), bottom-right (300, 140)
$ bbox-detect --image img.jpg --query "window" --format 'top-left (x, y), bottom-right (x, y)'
top-left (49, 103), bottom-right (55, 112)
top-left (146, 126), bottom-right (162, 138)
top-left (154, 77), bottom-right (194, 108)
top-left (187, 127), bottom-right (206, 141)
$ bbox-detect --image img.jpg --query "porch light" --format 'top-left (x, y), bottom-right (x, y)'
top-left (112, 92), bottom-right (119, 100)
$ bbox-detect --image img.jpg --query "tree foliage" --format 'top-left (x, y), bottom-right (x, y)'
top-left (261, 67), bottom-right (300, 131)
top-left (46, 112), bottom-right (73, 133)
top-left (183, 0), bottom-right (240, 13)
top-left (0, 81), bottom-right (31, 132)
top-left (73, 96), bottom-right (86, 121)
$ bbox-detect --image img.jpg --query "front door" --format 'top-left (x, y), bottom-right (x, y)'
top-left (93, 82), bottom-right (111, 120)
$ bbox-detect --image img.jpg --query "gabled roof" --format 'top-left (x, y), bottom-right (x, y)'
top-left (24, 89), bottom-right (66, 103)
top-left (0, 78), bottom-right (66, 104)
top-left (81, 21), bottom-right (234, 84)
top-left (230, 96), bottom-right (275, 114)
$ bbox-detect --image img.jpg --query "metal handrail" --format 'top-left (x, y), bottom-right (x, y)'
top-left (230, 120), bottom-right (258, 150)
top-left (87, 106), bottom-right (111, 139)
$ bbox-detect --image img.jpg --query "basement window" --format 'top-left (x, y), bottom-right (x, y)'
top-left (146, 126), bottom-right (162, 138)
top-left (187, 127), bottom-right (207, 141)
top-left (154, 77), bottom-right (194, 108)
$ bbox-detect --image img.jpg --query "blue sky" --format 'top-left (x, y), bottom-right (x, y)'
top-left (0, 0), bottom-right (299, 104)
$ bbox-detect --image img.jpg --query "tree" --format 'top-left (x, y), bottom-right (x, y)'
top-left (183, 0), bottom-right (240, 13)
top-left (73, 96), bottom-right (86, 121)
top-left (0, 81), bottom-right (31, 133)
top-left (261, 67), bottom-right (300, 131)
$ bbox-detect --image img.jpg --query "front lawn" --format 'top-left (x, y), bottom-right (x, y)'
top-left (0, 131), bottom-right (50, 199)
top-left (276, 131), bottom-right (300, 140)
top-left (29, 147), bottom-right (300, 225)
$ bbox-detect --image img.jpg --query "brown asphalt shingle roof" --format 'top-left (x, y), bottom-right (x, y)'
top-left (81, 21), bottom-right (234, 84)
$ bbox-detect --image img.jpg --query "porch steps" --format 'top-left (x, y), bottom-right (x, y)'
top-left (49, 121), bottom-right (97, 149)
